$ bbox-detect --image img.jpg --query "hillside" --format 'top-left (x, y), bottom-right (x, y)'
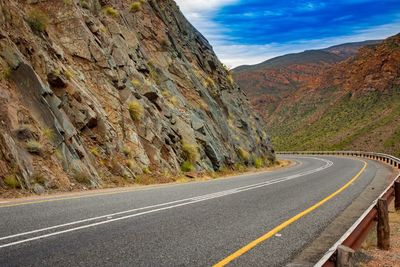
top-left (239, 34), bottom-right (400, 155)
top-left (233, 40), bottom-right (381, 120)
top-left (0, 0), bottom-right (274, 194)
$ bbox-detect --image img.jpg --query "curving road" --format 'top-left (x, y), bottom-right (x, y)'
top-left (0, 155), bottom-right (394, 266)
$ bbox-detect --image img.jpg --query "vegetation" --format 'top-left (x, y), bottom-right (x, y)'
top-left (181, 161), bottom-right (194, 172)
top-left (26, 140), bottom-right (43, 154)
top-left (4, 175), bottom-right (20, 189)
top-left (237, 147), bottom-right (250, 162)
top-left (73, 170), bottom-right (91, 185)
top-left (122, 146), bottom-right (132, 157)
top-left (130, 2), bottom-right (142, 12)
top-left (182, 142), bottom-right (199, 163)
top-left (1, 67), bottom-right (11, 80)
top-left (103, 6), bottom-right (119, 17)
top-left (26, 8), bottom-right (49, 32)
top-left (90, 147), bottom-right (100, 157)
top-left (254, 157), bottom-right (263, 169)
top-left (42, 128), bottom-right (55, 141)
top-left (128, 101), bottom-right (144, 121)
top-left (142, 167), bottom-right (151, 174)
top-left (270, 90), bottom-right (400, 156)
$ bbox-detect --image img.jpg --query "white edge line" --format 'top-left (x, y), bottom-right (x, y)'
top-left (0, 157), bottom-right (333, 248)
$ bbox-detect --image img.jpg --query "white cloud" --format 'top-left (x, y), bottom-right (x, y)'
top-left (216, 21), bottom-right (400, 68)
top-left (175, 1), bottom-right (400, 68)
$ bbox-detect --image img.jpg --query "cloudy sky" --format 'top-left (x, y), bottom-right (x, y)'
top-left (175, 0), bottom-right (400, 67)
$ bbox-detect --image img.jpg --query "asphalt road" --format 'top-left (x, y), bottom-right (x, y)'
top-left (0, 155), bottom-right (394, 266)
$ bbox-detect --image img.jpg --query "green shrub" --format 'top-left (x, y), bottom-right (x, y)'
top-left (1, 67), bottom-right (11, 80)
top-left (130, 2), bottom-right (142, 12)
top-left (238, 147), bottom-right (250, 162)
top-left (103, 6), bottom-right (119, 17)
top-left (26, 8), bottom-right (49, 32)
top-left (254, 157), bottom-right (263, 169)
top-left (142, 167), bottom-right (151, 174)
top-left (181, 161), bottom-right (194, 172)
top-left (4, 175), bottom-right (20, 189)
top-left (122, 146), bottom-right (132, 157)
top-left (128, 101), bottom-right (144, 121)
top-left (73, 170), bottom-right (92, 185)
top-left (131, 79), bottom-right (142, 88)
top-left (42, 128), bottom-right (55, 141)
top-left (90, 147), bottom-right (100, 157)
top-left (182, 142), bottom-right (199, 163)
top-left (26, 140), bottom-right (43, 154)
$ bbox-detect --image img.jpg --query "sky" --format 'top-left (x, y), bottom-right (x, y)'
top-left (175, 0), bottom-right (400, 67)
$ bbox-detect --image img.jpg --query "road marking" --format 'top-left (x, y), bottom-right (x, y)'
top-left (0, 157), bottom-right (332, 249)
top-left (213, 160), bottom-right (368, 267)
top-left (0, 159), bottom-right (299, 209)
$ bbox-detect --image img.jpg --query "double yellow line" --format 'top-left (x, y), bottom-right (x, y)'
top-left (214, 160), bottom-right (368, 266)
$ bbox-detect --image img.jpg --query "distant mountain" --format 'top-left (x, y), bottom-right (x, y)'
top-left (233, 40), bottom-right (382, 121)
top-left (234, 34), bottom-right (400, 156)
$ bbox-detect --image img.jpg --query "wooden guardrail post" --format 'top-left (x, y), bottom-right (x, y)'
top-left (395, 181), bottom-right (400, 211)
top-left (336, 245), bottom-right (355, 267)
top-left (377, 198), bottom-right (390, 250)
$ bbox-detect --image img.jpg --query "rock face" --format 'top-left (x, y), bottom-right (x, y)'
top-left (0, 0), bottom-right (274, 193)
top-left (235, 34), bottom-right (400, 155)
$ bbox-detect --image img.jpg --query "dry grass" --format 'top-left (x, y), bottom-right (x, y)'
top-left (128, 101), bottom-right (144, 121)
top-left (182, 142), bottom-right (199, 163)
top-left (237, 147), bottom-right (250, 162)
top-left (26, 140), bottom-right (43, 155)
top-left (26, 8), bottom-right (49, 32)
top-left (4, 175), bottom-right (20, 189)
top-left (130, 2), bottom-right (142, 12)
top-left (103, 6), bottom-right (119, 17)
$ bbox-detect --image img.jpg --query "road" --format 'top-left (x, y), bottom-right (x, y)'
top-left (0, 155), bottom-right (394, 266)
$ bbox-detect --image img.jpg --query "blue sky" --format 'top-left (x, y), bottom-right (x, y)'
top-left (175, 0), bottom-right (400, 67)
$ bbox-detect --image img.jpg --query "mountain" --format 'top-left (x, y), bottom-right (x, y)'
top-left (233, 40), bottom-right (381, 121)
top-left (236, 34), bottom-right (400, 156)
top-left (0, 0), bottom-right (274, 193)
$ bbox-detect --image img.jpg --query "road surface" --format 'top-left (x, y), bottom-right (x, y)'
top-left (0, 155), bottom-right (394, 266)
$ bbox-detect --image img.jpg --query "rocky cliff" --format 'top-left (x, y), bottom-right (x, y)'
top-left (0, 0), bottom-right (274, 194)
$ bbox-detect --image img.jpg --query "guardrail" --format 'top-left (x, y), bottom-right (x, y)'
top-left (276, 151), bottom-right (400, 267)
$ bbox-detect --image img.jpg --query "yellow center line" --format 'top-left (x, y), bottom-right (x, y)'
top-left (213, 160), bottom-right (368, 267)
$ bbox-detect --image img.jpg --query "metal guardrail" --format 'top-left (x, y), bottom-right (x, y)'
top-left (276, 151), bottom-right (400, 267)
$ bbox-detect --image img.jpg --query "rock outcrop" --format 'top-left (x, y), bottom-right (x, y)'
top-left (0, 0), bottom-right (274, 193)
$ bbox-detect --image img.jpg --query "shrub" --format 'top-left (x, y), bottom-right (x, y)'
top-left (122, 146), bottom-right (132, 157)
top-left (42, 127), bottom-right (55, 141)
top-left (73, 170), bottom-right (92, 185)
top-left (1, 67), bottom-right (11, 80)
top-left (130, 2), bottom-right (142, 12)
top-left (181, 161), bottom-right (194, 172)
top-left (31, 172), bottom-right (46, 185)
top-left (126, 160), bottom-right (135, 169)
top-left (128, 101), bottom-right (144, 121)
top-left (26, 8), bottom-right (49, 32)
top-left (26, 140), bottom-right (43, 154)
top-left (205, 77), bottom-right (216, 88)
top-left (131, 79), bottom-right (142, 88)
top-left (103, 6), bottom-right (119, 17)
top-left (227, 74), bottom-right (235, 86)
top-left (254, 157), bottom-right (263, 169)
top-left (142, 167), bottom-right (151, 174)
top-left (90, 147), bottom-right (100, 157)
top-left (238, 147), bottom-right (250, 162)
top-left (182, 142), bottom-right (199, 163)
top-left (4, 175), bottom-right (20, 189)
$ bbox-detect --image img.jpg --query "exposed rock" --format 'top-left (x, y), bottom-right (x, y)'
top-left (0, 0), bottom-right (274, 193)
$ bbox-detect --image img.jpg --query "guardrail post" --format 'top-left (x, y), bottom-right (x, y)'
top-left (336, 245), bottom-right (355, 267)
top-left (377, 198), bottom-right (390, 250)
top-left (395, 181), bottom-right (400, 211)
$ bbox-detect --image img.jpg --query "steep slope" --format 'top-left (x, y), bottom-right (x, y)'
top-left (233, 40), bottom-right (381, 120)
top-left (268, 34), bottom-right (400, 155)
top-left (0, 0), bottom-right (273, 194)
